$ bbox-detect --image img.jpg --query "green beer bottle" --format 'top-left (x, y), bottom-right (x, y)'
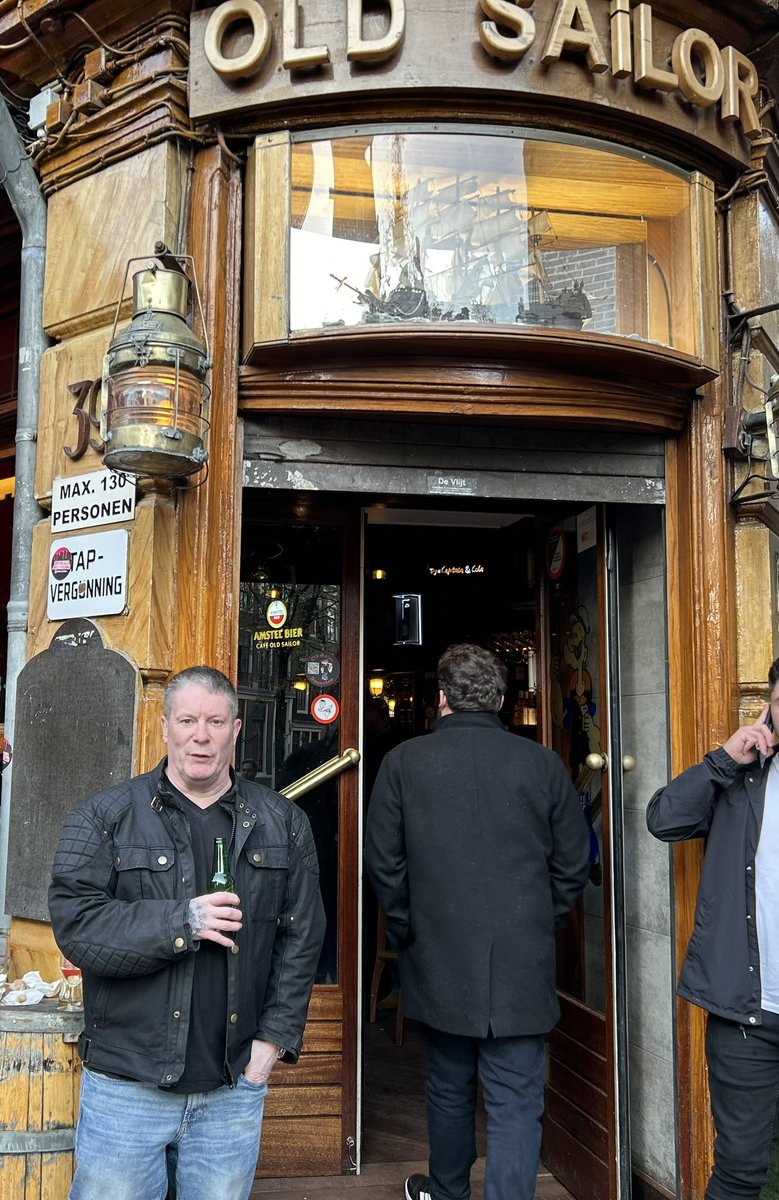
top-left (207, 836), bottom-right (235, 893)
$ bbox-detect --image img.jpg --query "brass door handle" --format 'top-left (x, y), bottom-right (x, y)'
top-left (585, 752), bottom-right (636, 772)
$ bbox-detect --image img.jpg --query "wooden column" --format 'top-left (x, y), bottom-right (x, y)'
top-left (665, 361), bottom-right (737, 1200)
top-left (174, 144), bottom-right (243, 677)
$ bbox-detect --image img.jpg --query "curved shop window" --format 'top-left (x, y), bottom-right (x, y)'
top-left (260, 129), bottom-right (711, 360)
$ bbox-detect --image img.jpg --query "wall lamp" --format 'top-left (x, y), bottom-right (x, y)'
top-left (723, 297), bottom-right (779, 499)
top-left (101, 244), bottom-right (211, 478)
top-left (724, 374), bottom-right (779, 471)
top-left (368, 676), bottom-right (384, 697)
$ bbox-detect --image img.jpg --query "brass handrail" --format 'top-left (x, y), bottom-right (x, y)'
top-left (279, 747), bottom-right (360, 801)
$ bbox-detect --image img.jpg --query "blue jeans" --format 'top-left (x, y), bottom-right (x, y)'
top-left (424, 1026), bottom-right (545, 1200)
top-left (70, 1067), bottom-right (267, 1200)
top-left (705, 1010), bottom-right (779, 1199)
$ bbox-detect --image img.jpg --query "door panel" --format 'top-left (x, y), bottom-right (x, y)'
top-left (543, 504), bottom-right (669, 1200)
top-left (238, 500), bottom-right (361, 1179)
top-left (541, 506), bottom-right (617, 1200)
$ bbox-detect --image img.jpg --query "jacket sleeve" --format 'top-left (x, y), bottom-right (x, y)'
top-left (48, 802), bottom-right (194, 978)
top-left (255, 805), bottom-right (325, 1062)
top-left (646, 748), bottom-right (741, 842)
top-left (547, 755), bottom-right (591, 922)
top-left (364, 751), bottom-right (410, 943)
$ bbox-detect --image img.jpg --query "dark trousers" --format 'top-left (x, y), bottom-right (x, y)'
top-left (423, 1026), bottom-right (545, 1200)
top-left (705, 1010), bottom-right (779, 1199)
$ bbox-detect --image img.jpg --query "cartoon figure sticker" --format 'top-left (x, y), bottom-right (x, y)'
top-left (305, 652), bottom-right (340, 687)
top-left (311, 694), bottom-right (340, 725)
top-left (266, 599), bottom-right (287, 629)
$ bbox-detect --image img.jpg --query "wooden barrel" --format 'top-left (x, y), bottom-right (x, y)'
top-left (0, 1003), bottom-right (83, 1200)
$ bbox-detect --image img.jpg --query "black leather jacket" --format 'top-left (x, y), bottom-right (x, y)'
top-left (48, 760), bottom-right (325, 1086)
top-left (647, 747), bottom-right (767, 1025)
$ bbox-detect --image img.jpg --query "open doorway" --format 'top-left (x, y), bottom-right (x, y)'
top-left (359, 500), bottom-right (674, 1200)
top-left (236, 486), bottom-right (674, 1197)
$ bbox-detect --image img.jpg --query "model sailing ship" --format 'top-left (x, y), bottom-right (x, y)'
top-left (330, 174), bottom-right (593, 328)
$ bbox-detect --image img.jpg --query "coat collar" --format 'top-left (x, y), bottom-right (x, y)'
top-left (152, 757), bottom-right (238, 807)
top-left (433, 711), bottom-right (505, 733)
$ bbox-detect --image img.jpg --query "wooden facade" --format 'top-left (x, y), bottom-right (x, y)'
top-left (1, 1), bottom-right (779, 1197)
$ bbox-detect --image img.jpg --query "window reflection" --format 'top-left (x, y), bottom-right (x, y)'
top-left (238, 527), bottom-right (342, 984)
top-left (290, 131), bottom-right (693, 353)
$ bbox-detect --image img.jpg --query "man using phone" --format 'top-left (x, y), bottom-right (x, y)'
top-left (647, 657), bottom-right (779, 1200)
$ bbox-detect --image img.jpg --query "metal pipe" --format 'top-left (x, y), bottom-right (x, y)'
top-left (280, 747), bottom-right (360, 801)
top-left (0, 100), bottom-right (48, 944)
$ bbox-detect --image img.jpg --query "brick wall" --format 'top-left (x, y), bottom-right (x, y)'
top-left (541, 245), bottom-right (617, 333)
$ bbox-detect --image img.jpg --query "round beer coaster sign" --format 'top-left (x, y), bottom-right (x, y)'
top-left (311, 694), bottom-right (340, 725)
top-left (266, 599), bottom-right (287, 628)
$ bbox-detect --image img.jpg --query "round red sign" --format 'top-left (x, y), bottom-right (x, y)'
top-left (311, 694), bottom-right (340, 725)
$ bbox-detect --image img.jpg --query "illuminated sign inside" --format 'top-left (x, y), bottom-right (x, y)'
top-left (428, 564), bottom-right (486, 577)
top-left (253, 625), bottom-right (303, 647)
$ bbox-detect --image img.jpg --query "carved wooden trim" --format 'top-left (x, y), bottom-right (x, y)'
top-left (173, 144), bottom-right (243, 677)
top-left (0, 1), bottom-right (190, 86)
top-left (37, 78), bottom-right (193, 196)
top-left (239, 351), bottom-right (700, 433)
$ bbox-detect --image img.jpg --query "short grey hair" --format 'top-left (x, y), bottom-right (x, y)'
top-left (164, 666), bottom-right (239, 720)
top-left (437, 644), bottom-right (507, 713)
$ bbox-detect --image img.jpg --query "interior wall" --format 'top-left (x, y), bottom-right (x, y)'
top-left (617, 506), bottom-right (676, 1193)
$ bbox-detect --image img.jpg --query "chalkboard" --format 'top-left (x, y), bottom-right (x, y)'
top-left (6, 619), bottom-right (137, 921)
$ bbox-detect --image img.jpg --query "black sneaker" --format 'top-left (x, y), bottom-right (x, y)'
top-left (405, 1175), bottom-right (432, 1200)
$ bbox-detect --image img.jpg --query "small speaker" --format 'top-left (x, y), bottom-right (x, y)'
top-left (393, 593), bottom-right (423, 645)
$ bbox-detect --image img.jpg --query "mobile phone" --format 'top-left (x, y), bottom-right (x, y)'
top-left (760, 709), bottom-right (775, 767)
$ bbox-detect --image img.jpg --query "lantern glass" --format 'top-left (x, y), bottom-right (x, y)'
top-left (368, 676), bottom-right (384, 697)
top-left (104, 364), bottom-right (209, 476)
top-left (107, 365), bottom-right (204, 434)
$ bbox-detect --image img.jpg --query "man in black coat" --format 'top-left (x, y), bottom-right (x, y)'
top-left (365, 643), bottom-right (590, 1200)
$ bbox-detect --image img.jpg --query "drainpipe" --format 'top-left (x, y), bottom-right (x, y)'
top-left (0, 100), bottom-right (48, 954)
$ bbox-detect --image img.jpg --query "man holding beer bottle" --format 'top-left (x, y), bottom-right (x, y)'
top-left (49, 666), bottom-right (325, 1200)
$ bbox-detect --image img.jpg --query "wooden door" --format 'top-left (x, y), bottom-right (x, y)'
top-left (540, 506), bottom-right (631, 1200)
top-left (238, 496), bottom-right (362, 1178)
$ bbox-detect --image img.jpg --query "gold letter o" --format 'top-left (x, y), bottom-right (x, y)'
top-left (204, 0), bottom-right (271, 81)
top-left (672, 29), bottom-right (724, 108)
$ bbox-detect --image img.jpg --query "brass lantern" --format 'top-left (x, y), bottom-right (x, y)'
top-left (101, 253), bottom-right (211, 478)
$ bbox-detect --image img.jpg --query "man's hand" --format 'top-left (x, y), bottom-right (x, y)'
top-left (243, 1038), bottom-right (280, 1085)
top-left (187, 892), bottom-right (242, 947)
top-left (722, 704), bottom-right (775, 765)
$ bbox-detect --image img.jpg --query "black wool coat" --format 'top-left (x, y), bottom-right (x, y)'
top-left (365, 711), bottom-right (590, 1038)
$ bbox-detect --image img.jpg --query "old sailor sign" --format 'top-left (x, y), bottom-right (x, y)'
top-left (190, 0), bottom-right (762, 162)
